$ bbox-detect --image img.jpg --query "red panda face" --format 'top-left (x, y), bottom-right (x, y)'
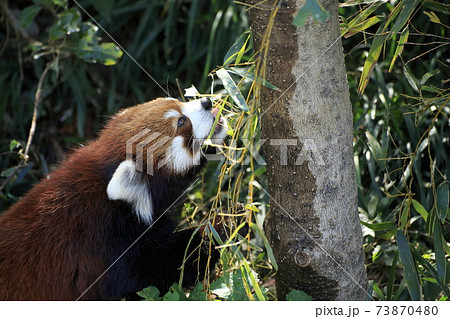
top-left (161, 97), bottom-right (227, 174)
top-left (102, 97), bottom-right (227, 176)
top-left (104, 97), bottom-right (227, 224)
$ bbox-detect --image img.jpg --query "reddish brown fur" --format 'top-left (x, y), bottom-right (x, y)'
top-left (0, 98), bottom-right (208, 300)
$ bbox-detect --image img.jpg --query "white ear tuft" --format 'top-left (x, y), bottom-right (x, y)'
top-left (107, 160), bottom-right (154, 225)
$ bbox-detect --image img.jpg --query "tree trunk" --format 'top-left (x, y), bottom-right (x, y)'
top-left (246, 0), bottom-right (367, 300)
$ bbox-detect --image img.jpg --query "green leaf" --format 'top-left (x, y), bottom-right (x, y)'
top-left (365, 131), bottom-right (386, 169)
top-left (136, 286), bottom-right (160, 301)
top-left (216, 68), bottom-right (248, 112)
top-left (188, 282), bottom-right (208, 301)
top-left (389, 27), bottom-right (408, 72)
top-left (18, 5), bottom-right (42, 29)
top-left (403, 64), bottom-right (420, 93)
top-left (48, 8), bottom-right (82, 40)
top-left (420, 85), bottom-right (441, 93)
top-left (348, 16), bottom-right (382, 34)
top-left (396, 230), bottom-right (421, 300)
top-left (372, 282), bottom-right (385, 300)
top-left (410, 246), bottom-right (450, 297)
top-left (386, 252), bottom-right (399, 300)
top-left (358, 29), bottom-right (388, 93)
top-left (341, 1), bottom-right (384, 37)
top-left (162, 283), bottom-right (187, 301)
top-left (411, 199), bottom-right (428, 222)
top-left (245, 203), bottom-right (260, 212)
top-left (433, 219), bottom-right (446, 283)
top-left (1, 167), bottom-right (16, 178)
top-left (372, 247), bottom-right (383, 262)
top-left (9, 140), bottom-right (21, 152)
top-left (228, 66), bottom-right (280, 91)
top-left (210, 277), bottom-right (231, 299)
top-left (390, 0), bottom-right (421, 36)
top-left (248, 222), bottom-right (278, 271)
top-left (423, 11), bottom-right (441, 24)
top-left (293, 0), bottom-right (331, 27)
top-left (400, 199), bottom-right (411, 229)
top-left (229, 269), bottom-right (250, 301)
top-left (360, 220), bottom-right (398, 231)
top-left (436, 182), bottom-right (448, 223)
top-left (420, 69), bottom-right (440, 87)
top-left (286, 289), bottom-right (312, 301)
top-left (357, 1), bottom-right (407, 93)
top-left (74, 41), bottom-right (123, 65)
top-left (423, 1), bottom-right (450, 15)
top-left (51, 0), bottom-right (67, 7)
top-left (242, 262), bottom-right (267, 300)
top-left (223, 31), bottom-right (252, 66)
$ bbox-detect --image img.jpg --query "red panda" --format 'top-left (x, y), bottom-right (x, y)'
top-left (0, 97), bottom-right (227, 300)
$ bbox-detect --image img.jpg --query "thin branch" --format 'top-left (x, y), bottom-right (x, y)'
top-left (0, 63), bottom-right (51, 193)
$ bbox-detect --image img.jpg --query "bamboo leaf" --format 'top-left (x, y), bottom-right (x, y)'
top-left (242, 261), bottom-right (267, 300)
top-left (420, 69), bottom-right (440, 87)
top-left (403, 64), bottom-right (420, 93)
top-left (433, 219), bottom-right (446, 283)
top-left (358, 30), bottom-right (388, 93)
top-left (420, 85), bottom-right (441, 93)
top-left (345, 16), bottom-right (382, 37)
top-left (396, 230), bottom-right (422, 301)
top-left (423, 1), bottom-right (450, 15)
top-left (365, 130), bottom-right (387, 169)
top-left (216, 68), bottom-right (249, 111)
top-left (411, 199), bottom-right (428, 222)
top-left (358, 2), bottom-right (404, 93)
top-left (360, 220), bottom-right (398, 231)
top-left (423, 11), bottom-right (441, 24)
top-left (223, 31), bottom-right (252, 66)
top-left (436, 182), bottom-right (448, 223)
top-left (341, 2), bottom-right (382, 37)
top-left (410, 246), bottom-right (450, 297)
top-left (400, 199), bottom-right (411, 229)
top-left (228, 66), bottom-right (280, 91)
top-left (390, 0), bottom-right (421, 36)
top-left (249, 222), bottom-right (278, 271)
top-left (386, 252), bottom-right (399, 301)
top-left (389, 27), bottom-right (408, 72)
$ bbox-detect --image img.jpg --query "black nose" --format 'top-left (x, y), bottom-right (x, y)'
top-left (200, 97), bottom-right (212, 110)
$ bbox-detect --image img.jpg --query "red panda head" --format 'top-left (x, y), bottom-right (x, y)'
top-left (100, 97), bottom-right (227, 175)
top-left (102, 97), bottom-right (227, 224)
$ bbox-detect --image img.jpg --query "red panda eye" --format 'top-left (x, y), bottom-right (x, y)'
top-left (177, 116), bottom-right (186, 128)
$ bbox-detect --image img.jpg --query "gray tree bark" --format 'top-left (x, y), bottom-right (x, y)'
top-left (246, 0), bottom-right (367, 300)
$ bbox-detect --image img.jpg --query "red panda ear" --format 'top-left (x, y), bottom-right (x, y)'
top-left (107, 160), bottom-right (154, 224)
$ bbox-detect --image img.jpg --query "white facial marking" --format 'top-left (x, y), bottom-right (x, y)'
top-left (107, 160), bottom-right (153, 224)
top-left (164, 109), bottom-right (181, 119)
top-left (180, 99), bottom-right (214, 141)
top-left (159, 136), bottom-right (201, 174)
